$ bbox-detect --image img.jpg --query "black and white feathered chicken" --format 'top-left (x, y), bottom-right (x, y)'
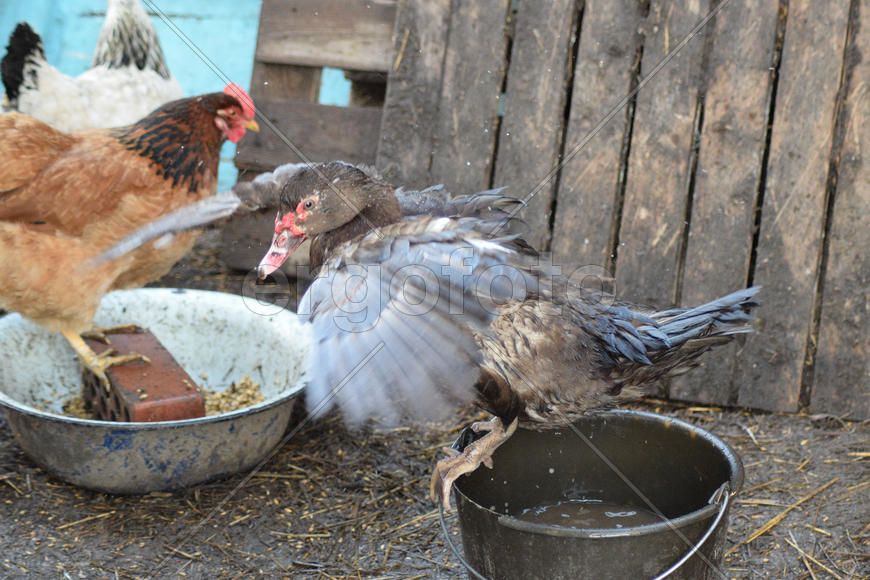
top-left (1, 0), bottom-right (183, 131)
top-left (95, 161), bottom-right (760, 508)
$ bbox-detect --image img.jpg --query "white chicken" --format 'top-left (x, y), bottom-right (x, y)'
top-left (0, 0), bottom-right (183, 131)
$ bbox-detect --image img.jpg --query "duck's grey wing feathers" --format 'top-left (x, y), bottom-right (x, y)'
top-left (90, 165), bottom-right (308, 265)
top-left (90, 192), bottom-right (244, 265)
top-left (299, 217), bottom-right (533, 425)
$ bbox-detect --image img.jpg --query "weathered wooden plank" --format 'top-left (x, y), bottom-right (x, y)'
top-left (236, 63), bottom-right (322, 171)
top-left (256, 0), bottom-right (397, 72)
top-left (812, 2), bottom-right (869, 419)
top-left (376, 0), bottom-right (451, 188)
top-left (250, 62), bottom-right (322, 102)
top-left (550, 0), bottom-right (645, 267)
top-left (614, 0), bottom-right (710, 307)
top-left (428, 0), bottom-right (512, 194)
top-left (491, 0), bottom-right (579, 250)
top-left (235, 99), bottom-right (382, 172)
top-left (735, 0), bottom-right (851, 412)
top-left (670, 0), bottom-right (780, 405)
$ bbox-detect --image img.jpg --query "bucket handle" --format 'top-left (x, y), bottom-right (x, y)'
top-left (439, 502), bottom-right (491, 580)
top-left (651, 482), bottom-right (731, 580)
top-left (439, 482), bottom-right (731, 580)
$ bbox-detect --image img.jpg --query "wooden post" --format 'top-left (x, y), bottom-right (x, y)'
top-left (811, 0), bottom-right (869, 419)
top-left (428, 0), bottom-right (512, 194)
top-left (670, 0), bottom-right (780, 405)
top-left (230, 0), bottom-right (397, 272)
top-left (491, 0), bottom-right (580, 250)
top-left (614, 0), bottom-right (711, 308)
top-left (735, 0), bottom-right (851, 412)
top-left (551, 0), bottom-right (646, 269)
top-left (235, 0), bottom-right (397, 173)
top-left (376, 0), bottom-right (452, 189)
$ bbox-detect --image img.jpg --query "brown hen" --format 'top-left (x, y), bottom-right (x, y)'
top-left (0, 84), bottom-right (257, 388)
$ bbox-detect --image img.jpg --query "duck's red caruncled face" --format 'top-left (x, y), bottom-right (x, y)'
top-left (275, 212), bottom-right (304, 236)
top-left (257, 212), bottom-right (306, 278)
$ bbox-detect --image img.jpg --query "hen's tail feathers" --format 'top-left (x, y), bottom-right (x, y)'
top-left (1, 23), bottom-right (45, 106)
top-left (89, 192), bottom-right (243, 265)
top-left (606, 286), bottom-right (760, 388)
top-left (91, 0), bottom-right (172, 78)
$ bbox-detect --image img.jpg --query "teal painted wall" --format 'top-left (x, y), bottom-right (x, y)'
top-left (0, 1), bottom-right (262, 190)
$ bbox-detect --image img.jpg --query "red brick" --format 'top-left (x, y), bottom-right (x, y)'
top-left (82, 327), bottom-right (205, 422)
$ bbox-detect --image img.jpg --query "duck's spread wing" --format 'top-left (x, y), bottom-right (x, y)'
top-left (299, 217), bottom-right (533, 425)
top-left (89, 192), bottom-right (245, 264)
top-left (90, 172), bottom-right (293, 265)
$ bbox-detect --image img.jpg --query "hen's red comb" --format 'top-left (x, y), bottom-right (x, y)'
top-left (223, 83), bottom-right (256, 119)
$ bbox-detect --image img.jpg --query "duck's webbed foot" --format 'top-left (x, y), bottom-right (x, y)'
top-left (429, 417), bottom-right (518, 510)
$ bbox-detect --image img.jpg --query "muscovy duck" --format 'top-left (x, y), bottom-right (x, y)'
top-left (95, 161), bottom-right (759, 508)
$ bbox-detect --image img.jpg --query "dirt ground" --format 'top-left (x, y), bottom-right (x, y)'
top-left (0, 231), bottom-right (867, 579)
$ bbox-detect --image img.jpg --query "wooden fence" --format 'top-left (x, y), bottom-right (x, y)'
top-left (234, 0), bottom-right (869, 419)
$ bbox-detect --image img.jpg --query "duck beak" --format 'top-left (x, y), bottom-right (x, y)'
top-left (258, 229), bottom-right (305, 278)
top-left (245, 119), bottom-right (260, 132)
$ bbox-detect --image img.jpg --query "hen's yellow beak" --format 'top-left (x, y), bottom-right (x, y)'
top-left (245, 119), bottom-right (259, 132)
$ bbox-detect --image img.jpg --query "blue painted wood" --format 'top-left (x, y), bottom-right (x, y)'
top-left (1, 0), bottom-right (262, 190)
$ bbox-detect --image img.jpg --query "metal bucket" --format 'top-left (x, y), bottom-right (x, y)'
top-left (450, 410), bottom-right (742, 580)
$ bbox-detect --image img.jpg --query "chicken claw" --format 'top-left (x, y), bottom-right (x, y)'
top-left (81, 324), bottom-right (142, 344)
top-left (62, 330), bottom-right (151, 391)
top-left (430, 417), bottom-right (518, 510)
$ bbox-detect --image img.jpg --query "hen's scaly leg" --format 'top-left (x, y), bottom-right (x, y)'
top-left (62, 330), bottom-right (151, 392)
top-left (430, 416), bottom-right (518, 510)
